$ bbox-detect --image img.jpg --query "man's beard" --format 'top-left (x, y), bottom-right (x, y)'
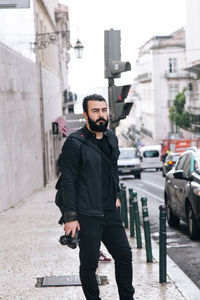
top-left (87, 114), bottom-right (108, 132)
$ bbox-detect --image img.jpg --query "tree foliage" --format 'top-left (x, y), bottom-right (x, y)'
top-left (169, 90), bottom-right (191, 130)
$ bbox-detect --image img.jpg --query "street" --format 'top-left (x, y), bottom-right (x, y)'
top-left (120, 170), bottom-right (200, 289)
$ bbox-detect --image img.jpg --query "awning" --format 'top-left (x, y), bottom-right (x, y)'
top-left (185, 60), bottom-right (200, 74)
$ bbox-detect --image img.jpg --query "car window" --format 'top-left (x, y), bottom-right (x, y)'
top-left (183, 155), bottom-right (191, 176)
top-left (172, 155), bottom-right (180, 162)
top-left (194, 159), bottom-right (200, 175)
top-left (175, 155), bottom-right (187, 171)
top-left (166, 155), bottom-right (172, 161)
top-left (143, 150), bottom-right (159, 158)
top-left (119, 149), bottom-right (137, 159)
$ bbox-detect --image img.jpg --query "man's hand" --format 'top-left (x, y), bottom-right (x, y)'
top-left (64, 220), bottom-right (80, 238)
top-left (115, 198), bottom-right (121, 209)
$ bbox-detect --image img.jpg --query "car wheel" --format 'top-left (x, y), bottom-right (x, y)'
top-left (135, 173), bottom-right (141, 179)
top-left (166, 202), bottom-right (180, 227)
top-left (187, 204), bottom-right (199, 240)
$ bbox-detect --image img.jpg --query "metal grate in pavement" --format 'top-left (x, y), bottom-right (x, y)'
top-left (35, 275), bottom-right (108, 287)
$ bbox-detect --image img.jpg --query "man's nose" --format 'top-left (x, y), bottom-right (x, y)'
top-left (99, 110), bottom-right (104, 118)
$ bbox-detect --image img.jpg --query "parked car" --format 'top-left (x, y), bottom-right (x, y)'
top-left (162, 152), bottom-right (180, 177)
top-left (140, 145), bottom-right (162, 171)
top-left (118, 147), bottom-right (141, 179)
top-left (164, 150), bottom-right (200, 240)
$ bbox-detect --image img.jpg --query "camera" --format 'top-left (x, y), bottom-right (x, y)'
top-left (59, 230), bottom-right (80, 249)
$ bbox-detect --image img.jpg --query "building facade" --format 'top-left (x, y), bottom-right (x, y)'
top-left (185, 0), bottom-right (200, 136)
top-left (0, 0), bottom-right (71, 211)
top-left (135, 28), bottom-right (194, 145)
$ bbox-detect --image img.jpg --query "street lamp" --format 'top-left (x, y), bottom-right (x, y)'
top-left (73, 39), bottom-right (84, 59)
top-left (32, 31), bottom-right (84, 58)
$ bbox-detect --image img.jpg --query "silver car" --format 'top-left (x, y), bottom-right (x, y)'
top-left (118, 147), bottom-right (141, 179)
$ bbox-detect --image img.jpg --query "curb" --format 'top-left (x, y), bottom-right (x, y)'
top-left (151, 237), bottom-right (200, 300)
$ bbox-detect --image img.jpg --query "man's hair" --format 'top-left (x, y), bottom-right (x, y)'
top-left (82, 94), bottom-right (106, 114)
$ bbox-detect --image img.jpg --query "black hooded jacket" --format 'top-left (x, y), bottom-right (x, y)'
top-left (60, 125), bottom-right (120, 223)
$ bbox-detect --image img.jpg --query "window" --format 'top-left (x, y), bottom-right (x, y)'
top-left (183, 155), bottom-right (191, 177)
top-left (119, 149), bottom-right (137, 159)
top-left (68, 105), bottom-right (74, 113)
top-left (175, 155), bottom-right (187, 171)
top-left (169, 58), bottom-right (177, 74)
top-left (169, 84), bottom-right (179, 100)
top-left (143, 150), bottom-right (159, 158)
top-left (194, 159), bottom-right (200, 175)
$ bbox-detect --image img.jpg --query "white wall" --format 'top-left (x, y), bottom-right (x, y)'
top-left (0, 0), bottom-right (36, 62)
top-left (0, 43), bottom-right (43, 212)
top-left (186, 0), bottom-right (200, 64)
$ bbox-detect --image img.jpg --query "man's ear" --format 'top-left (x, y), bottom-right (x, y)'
top-left (83, 111), bottom-right (88, 121)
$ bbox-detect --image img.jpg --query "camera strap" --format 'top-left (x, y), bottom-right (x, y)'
top-left (72, 135), bottom-right (116, 178)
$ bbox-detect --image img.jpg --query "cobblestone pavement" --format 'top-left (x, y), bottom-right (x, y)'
top-left (0, 182), bottom-right (199, 300)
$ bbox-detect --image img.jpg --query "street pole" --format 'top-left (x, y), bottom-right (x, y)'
top-left (37, 58), bottom-right (47, 186)
top-left (33, 1), bottom-right (47, 186)
top-left (108, 78), bottom-right (116, 133)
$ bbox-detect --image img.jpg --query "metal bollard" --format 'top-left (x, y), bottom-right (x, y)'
top-left (141, 197), bottom-right (153, 262)
top-left (120, 183), bottom-right (125, 226)
top-left (120, 183), bottom-right (125, 225)
top-left (128, 188), bottom-right (135, 237)
top-left (120, 183), bottom-right (128, 228)
top-left (159, 204), bottom-right (167, 283)
top-left (132, 192), bottom-right (142, 248)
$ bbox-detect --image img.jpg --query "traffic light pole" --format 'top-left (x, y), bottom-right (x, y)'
top-left (104, 29), bottom-right (132, 132)
top-left (108, 78), bottom-right (118, 132)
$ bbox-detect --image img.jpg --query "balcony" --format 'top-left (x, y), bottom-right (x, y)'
top-left (165, 71), bottom-right (196, 80)
top-left (136, 72), bottom-right (152, 83)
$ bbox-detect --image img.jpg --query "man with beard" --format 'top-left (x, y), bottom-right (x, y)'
top-left (60, 94), bottom-right (134, 300)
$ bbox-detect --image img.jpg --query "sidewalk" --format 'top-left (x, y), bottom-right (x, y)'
top-left (0, 182), bottom-right (199, 300)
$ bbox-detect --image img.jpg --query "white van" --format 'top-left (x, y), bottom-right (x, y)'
top-left (140, 145), bottom-right (162, 171)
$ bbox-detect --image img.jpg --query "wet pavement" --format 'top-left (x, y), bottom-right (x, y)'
top-left (0, 182), bottom-right (199, 300)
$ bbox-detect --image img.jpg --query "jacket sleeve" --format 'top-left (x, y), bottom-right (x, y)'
top-left (115, 160), bottom-right (121, 199)
top-left (113, 134), bottom-right (121, 199)
top-left (60, 137), bottom-right (81, 223)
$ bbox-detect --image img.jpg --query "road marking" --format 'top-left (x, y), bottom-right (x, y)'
top-left (134, 184), bottom-right (164, 202)
top-left (142, 179), bottom-right (164, 191)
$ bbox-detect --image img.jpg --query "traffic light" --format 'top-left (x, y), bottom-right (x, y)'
top-left (104, 29), bottom-right (131, 79)
top-left (109, 85), bottom-right (133, 124)
top-left (104, 29), bottom-right (133, 131)
top-left (109, 61), bottom-right (131, 78)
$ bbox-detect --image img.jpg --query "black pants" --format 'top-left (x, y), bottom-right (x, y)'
top-left (78, 209), bottom-right (135, 300)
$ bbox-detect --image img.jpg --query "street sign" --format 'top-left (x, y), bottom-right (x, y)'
top-left (0, 0), bottom-right (30, 8)
top-left (52, 122), bottom-right (59, 135)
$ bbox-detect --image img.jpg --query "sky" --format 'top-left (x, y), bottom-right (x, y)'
top-left (59, 0), bottom-right (186, 96)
